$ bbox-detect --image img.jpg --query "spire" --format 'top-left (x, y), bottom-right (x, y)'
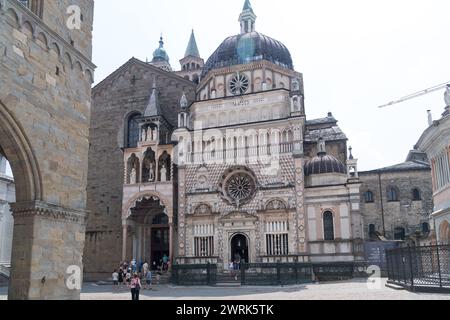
top-left (348, 146), bottom-right (354, 160)
top-left (184, 30), bottom-right (200, 58)
top-left (239, 0), bottom-right (257, 34)
top-left (243, 0), bottom-right (254, 13)
top-left (144, 80), bottom-right (161, 117)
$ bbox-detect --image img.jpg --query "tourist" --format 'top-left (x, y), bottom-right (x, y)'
top-left (126, 268), bottom-right (132, 286)
top-left (118, 267), bottom-right (124, 288)
top-left (112, 269), bottom-right (119, 290)
top-left (143, 261), bottom-right (149, 277)
top-left (131, 258), bottom-right (137, 273)
top-left (234, 253), bottom-right (241, 270)
top-left (162, 254), bottom-right (169, 271)
top-left (130, 273), bottom-right (142, 301)
top-left (152, 261), bottom-right (157, 271)
top-left (145, 269), bottom-right (152, 290)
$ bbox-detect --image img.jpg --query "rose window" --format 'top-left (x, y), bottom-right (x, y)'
top-left (229, 73), bottom-right (249, 95)
top-left (227, 174), bottom-right (254, 202)
top-left (219, 167), bottom-right (257, 207)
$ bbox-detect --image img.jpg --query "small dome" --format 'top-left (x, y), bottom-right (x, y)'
top-left (202, 32), bottom-right (293, 76)
top-left (152, 37), bottom-right (170, 63)
top-left (304, 154), bottom-right (346, 176)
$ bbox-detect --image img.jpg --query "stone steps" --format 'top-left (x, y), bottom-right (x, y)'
top-left (0, 264), bottom-right (10, 279)
top-left (0, 274), bottom-right (9, 287)
top-left (385, 282), bottom-right (406, 291)
top-left (215, 273), bottom-right (241, 287)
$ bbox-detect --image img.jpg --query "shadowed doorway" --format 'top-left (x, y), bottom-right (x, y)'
top-left (230, 234), bottom-right (249, 264)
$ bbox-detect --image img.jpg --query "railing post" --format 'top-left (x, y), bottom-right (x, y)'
top-left (206, 262), bottom-right (211, 286)
top-left (436, 245), bottom-right (443, 288)
top-left (277, 263), bottom-right (281, 286)
top-left (407, 245), bottom-right (415, 291)
top-left (386, 252), bottom-right (390, 280)
top-left (402, 248), bottom-right (407, 285)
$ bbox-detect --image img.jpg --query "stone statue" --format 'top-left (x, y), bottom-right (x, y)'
top-left (180, 92), bottom-right (188, 109)
top-left (141, 128), bottom-right (146, 142)
top-left (262, 82), bottom-right (268, 91)
top-left (146, 127), bottom-right (152, 141)
top-left (130, 167), bottom-right (137, 184)
top-left (293, 97), bottom-right (301, 111)
top-left (148, 163), bottom-right (155, 182)
top-left (292, 78), bottom-right (300, 91)
top-left (445, 84), bottom-right (450, 107)
top-left (160, 164), bottom-right (167, 182)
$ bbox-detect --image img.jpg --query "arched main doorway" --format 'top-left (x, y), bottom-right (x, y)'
top-left (230, 234), bottom-right (249, 264)
top-left (439, 221), bottom-right (450, 244)
top-left (124, 196), bottom-right (171, 267)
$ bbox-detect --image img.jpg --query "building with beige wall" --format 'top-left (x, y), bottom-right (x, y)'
top-left (359, 150), bottom-right (433, 243)
top-left (416, 98), bottom-right (450, 244)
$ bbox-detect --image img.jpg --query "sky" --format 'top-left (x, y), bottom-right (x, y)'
top-left (85, 0), bottom-right (450, 172)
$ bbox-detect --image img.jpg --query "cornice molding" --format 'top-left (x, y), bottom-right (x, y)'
top-left (10, 200), bottom-right (88, 223)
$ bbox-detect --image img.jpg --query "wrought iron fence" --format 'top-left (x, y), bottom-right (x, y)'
top-left (312, 262), bottom-right (369, 281)
top-left (171, 263), bottom-right (217, 286)
top-left (171, 261), bottom-right (370, 286)
top-left (386, 245), bottom-right (450, 293)
top-left (240, 262), bottom-right (313, 286)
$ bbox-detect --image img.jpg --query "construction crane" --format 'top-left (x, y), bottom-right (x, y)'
top-left (378, 81), bottom-right (450, 109)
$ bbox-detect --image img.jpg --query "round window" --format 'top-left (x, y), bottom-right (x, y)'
top-left (230, 73), bottom-right (249, 95)
top-left (219, 167), bottom-right (257, 207)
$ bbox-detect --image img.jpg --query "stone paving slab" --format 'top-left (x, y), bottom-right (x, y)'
top-left (1, 279), bottom-right (449, 300)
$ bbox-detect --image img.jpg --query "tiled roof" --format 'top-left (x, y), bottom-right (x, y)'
top-left (362, 161), bottom-right (431, 174)
top-left (305, 126), bottom-right (348, 142)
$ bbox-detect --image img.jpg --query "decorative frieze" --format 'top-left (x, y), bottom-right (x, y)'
top-left (10, 200), bottom-right (88, 224)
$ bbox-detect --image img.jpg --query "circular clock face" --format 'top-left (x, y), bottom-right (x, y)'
top-left (230, 73), bottom-right (249, 95)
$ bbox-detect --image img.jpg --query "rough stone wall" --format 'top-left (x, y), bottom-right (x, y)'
top-left (84, 60), bottom-right (195, 279)
top-left (42, 0), bottom-right (94, 59)
top-left (359, 169), bottom-right (433, 239)
top-left (0, 0), bottom-right (94, 299)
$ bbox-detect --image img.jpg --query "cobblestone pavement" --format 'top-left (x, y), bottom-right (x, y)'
top-left (1, 279), bottom-right (450, 300)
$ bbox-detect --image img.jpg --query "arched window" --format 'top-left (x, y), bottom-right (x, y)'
top-left (19, 0), bottom-right (44, 18)
top-left (422, 222), bottom-right (430, 233)
top-left (369, 224), bottom-right (376, 235)
top-left (126, 112), bottom-right (141, 148)
top-left (323, 211), bottom-right (335, 241)
top-left (412, 188), bottom-right (421, 201)
top-left (387, 187), bottom-right (399, 202)
top-left (192, 74), bottom-right (199, 85)
top-left (394, 227), bottom-right (405, 240)
top-left (152, 213), bottom-right (169, 225)
top-left (364, 191), bottom-right (374, 203)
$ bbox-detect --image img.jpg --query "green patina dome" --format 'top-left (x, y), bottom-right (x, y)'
top-left (152, 37), bottom-right (170, 63)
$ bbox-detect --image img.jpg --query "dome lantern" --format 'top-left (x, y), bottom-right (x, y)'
top-left (239, 0), bottom-right (257, 34)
